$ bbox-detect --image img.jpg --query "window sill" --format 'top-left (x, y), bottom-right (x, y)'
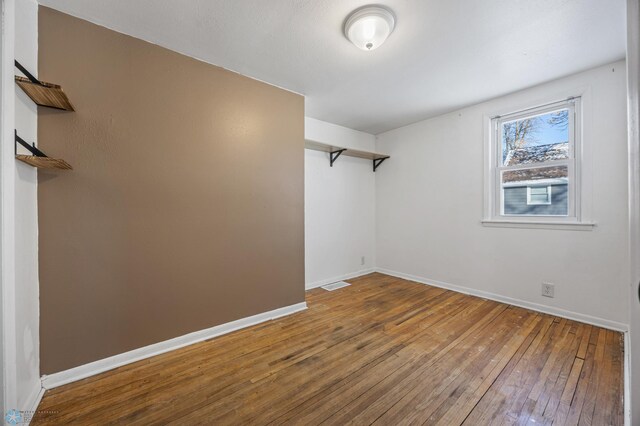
top-left (481, 220), bottom-right (596, 231)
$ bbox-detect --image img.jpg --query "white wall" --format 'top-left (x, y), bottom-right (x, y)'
top-left (1, 0), bottom-right (41, 414)
top-left (0, 0), bottom-right (12, 414)
top-left (376, 61), bottom-right (629, 329)
top-left (627, 0), bottom-right (640, 422)
top-left (304, 117), bottom-right (376, 289)
top-left (14, 0), bottom-right (40, 412)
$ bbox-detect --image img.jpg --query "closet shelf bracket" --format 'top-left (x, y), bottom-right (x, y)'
top-left (330, 149), bottom-right (347, 167)
top-left (373, 157), bottom-right (388, 172)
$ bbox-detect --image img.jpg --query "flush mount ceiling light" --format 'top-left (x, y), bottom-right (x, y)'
top-left (344, 5), bottom-right (396, 51)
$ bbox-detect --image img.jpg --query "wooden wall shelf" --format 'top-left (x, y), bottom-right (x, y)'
top-left (16, 155), bottom-right (72, 170)
top-left (15, 131), bottom-right (72, 170)
top-left (14, 61), bottom-right (74, 111)
top-left (304, 139), bottom-right (390, 171)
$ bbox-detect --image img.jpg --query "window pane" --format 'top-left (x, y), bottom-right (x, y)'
top-left (530, 194), bottom-right (549, 204)
top-left (502, 166), bottom-right (568, 215)
top-left (501, 109), bottom-right (569, 166)
top-left (528, 186), bottom-right (551, 205)
top-left (530, 187), bottom-right (548, 195)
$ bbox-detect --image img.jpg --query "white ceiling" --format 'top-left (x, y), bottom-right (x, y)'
top-left (38, 0), bottom-right (626, 134)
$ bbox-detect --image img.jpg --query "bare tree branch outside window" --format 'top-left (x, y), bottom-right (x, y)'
top-left (502, 110), bottom-right (569, 162)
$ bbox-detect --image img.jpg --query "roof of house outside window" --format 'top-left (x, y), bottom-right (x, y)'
top-left (504, 142), bottom-right (568, 166)
top-left (503, 143), bottom-right (568, 183)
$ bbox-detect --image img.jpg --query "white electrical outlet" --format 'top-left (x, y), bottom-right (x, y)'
top-left (542, 282), bottom-right (555, 298)
top-left (361, 256), bottom-right (365, 266)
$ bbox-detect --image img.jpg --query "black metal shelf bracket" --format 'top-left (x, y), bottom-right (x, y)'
top-left (15, 130), bottom-right (47, 157)
top-left (330, 149), bottom-right (347, 167)
top-left (14, 60), bottom-right (43, 86)
top-left (373, 157), bottom-right (388, 172)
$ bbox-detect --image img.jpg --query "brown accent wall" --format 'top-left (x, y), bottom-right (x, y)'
top-left (38, 7), bottom-right (305, 374)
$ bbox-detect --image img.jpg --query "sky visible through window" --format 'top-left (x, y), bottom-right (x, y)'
top-left (536, 110), bottom-right (569, 145)
top-left (501, 109), bottom-right (569, 162)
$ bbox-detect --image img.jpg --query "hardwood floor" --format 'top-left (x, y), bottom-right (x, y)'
top-left (32, 273), bottom-right (624, 425)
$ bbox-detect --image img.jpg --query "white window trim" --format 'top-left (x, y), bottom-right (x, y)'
top-left (480, 220), bottom-right (595, 231)
top-left (495, 99), bottom-right (578, 219)
top-left (526, 185), bottom-right (552, 205)
top-left (482, 90), bottom-right (595, 230)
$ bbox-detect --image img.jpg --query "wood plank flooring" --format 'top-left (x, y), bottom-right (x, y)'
top-left (32, 273), bottom-right (624, 425)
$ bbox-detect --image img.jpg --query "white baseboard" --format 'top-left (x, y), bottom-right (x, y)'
top-left (41, 301), bottom-right (307, 390)
top-left (25, 385), bottom-right (45, 425)
top-left (376, 268), bottom-right (629, 332)
top-left (306, 268), bottom-right (376, 290)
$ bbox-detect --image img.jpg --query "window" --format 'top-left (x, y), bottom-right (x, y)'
top-left (527, 186), bottom-right (551, 205)
top-left (486, 97), bottom-right (583, 224)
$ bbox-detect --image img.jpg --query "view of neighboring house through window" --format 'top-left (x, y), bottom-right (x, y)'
top-left (491, 98), bottom-right (580, 220)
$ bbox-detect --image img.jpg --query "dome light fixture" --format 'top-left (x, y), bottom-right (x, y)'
top-left (344, 5), bottom-right (396, 51)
